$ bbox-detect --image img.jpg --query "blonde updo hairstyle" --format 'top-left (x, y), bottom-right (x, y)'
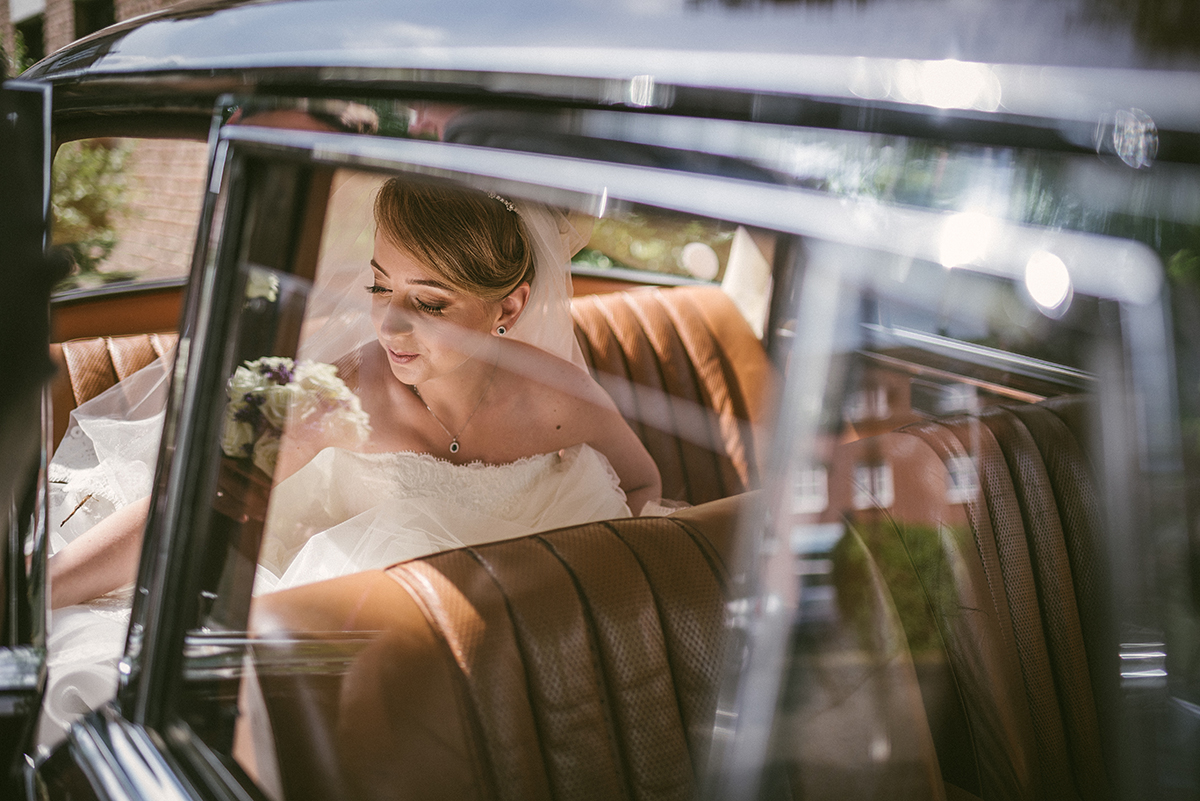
top-left (374, 178), bottom-right (534, 303)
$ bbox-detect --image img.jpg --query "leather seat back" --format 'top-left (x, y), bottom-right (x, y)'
top-left (47, 332), bottom-right (176, 449)
top-left (251, 497), bottom-right (743, 801)
top-left (571, 286), bottom-right (774, 506)
top-left (828, 395), bottom-right (1113, 800)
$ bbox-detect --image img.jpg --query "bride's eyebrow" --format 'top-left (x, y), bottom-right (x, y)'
top-left (369, 259), bottom-right (453, 292)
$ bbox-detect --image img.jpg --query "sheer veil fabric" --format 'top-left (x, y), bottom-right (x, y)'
top-left (40, 173), bottom-right (625, 749)
top-left (300, 173), bottom-right (590, 372)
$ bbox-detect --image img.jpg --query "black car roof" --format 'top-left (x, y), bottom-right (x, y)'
top-left (23, 0), bottom-right (1200, 150)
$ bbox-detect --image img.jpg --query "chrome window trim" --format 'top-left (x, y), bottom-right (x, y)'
top-left (223, 124), bottom-right (1165, 306)
top-left (67, 707), bottom-right (198, 801)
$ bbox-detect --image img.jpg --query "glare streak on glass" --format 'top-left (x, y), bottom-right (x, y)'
top-left (226, 126), bottom-right (1165, 308)
top-left (1119, 643), bottom-right (1168, 686)
top-left (939, 211), bottom-right (997, 268)
top-left (892, 59), bottom-right (1002, 112)
top-left (628, 74), bottom-right (657, 107)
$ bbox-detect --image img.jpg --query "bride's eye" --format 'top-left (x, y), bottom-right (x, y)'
top-left (415, 298), bottom-right (447, 315)
top-left (365, 284), bottom-right (391, 295)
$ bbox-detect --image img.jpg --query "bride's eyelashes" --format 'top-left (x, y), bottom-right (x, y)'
top-left (366, 284), bottom-right (448, 316)
top-left (413, 298), bottom-right (447, 315)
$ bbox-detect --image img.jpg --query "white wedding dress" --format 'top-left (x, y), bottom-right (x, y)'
top-left (40, 432), bottom-right (630, 750)
top-left (37, 192), bottom-right (628, 751)
top-left (257, 442), bottom-right (630, 593)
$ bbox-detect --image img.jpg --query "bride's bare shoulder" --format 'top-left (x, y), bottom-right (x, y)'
top-left (502, 339), bottom-right (614, 412)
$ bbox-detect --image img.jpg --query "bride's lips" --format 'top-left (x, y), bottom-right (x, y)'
top-left (387, 348), bottom-right (418, 365)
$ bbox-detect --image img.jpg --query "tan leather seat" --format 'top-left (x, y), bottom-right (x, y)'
top-left (828, 395), bottom-right (1112, 800)
top-left (249, 493), bottom-right (952, 801)
top-left (250, 497), bottom-right (744, 801)
top-left (47, 332), bottom-right (177, 449)
top-left (571, 286), bottom-right (774, 506)
top-left (49, 286), bottom-right (774, 505)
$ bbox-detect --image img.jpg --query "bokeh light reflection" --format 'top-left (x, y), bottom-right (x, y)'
top-left (1024, 250), bottom-right (1073, 316)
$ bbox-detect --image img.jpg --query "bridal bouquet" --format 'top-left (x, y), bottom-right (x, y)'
top-left (220, 357), bottom-right (371, 475)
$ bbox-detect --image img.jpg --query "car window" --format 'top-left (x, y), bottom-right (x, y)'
top-left (92, 120), bottom-right (787, 794)
top-left (50, 137), bottom-right (207, 291)
top-left (67, 107), bottom-right (1200, 799)
top-left (709, 150), bottom-right (1200, 797)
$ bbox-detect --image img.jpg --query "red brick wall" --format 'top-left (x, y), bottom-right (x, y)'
top-left (114, 0), bottom-right (161, 22)
top-left (8, 0), bottom-right (211, 285)
top-left (103, 138), bottom-right (210, 281)
top-left (42, 0), bottom-right (73, 53)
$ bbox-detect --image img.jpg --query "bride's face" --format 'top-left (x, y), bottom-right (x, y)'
top-left (369, 231), bottom-right (500, 385)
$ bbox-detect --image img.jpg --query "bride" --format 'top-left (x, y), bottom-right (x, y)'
top-left (39, 175), bottom-right (662, 746)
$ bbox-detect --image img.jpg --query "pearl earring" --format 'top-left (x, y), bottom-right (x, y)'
top-left (496, 326), bottom-right (506, 335)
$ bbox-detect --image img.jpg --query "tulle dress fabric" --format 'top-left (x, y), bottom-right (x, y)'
top-left (41, 409), bottom-right (631, 748)
top-left (257, 443), bottom-right (629, 594)
top-left (40, 362), bottom-right (168, 749)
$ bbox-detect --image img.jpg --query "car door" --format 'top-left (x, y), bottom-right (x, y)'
top-left (0, 76), bottom-right (54, 801)
top-left (17, 60), bottom-right (1200, 801)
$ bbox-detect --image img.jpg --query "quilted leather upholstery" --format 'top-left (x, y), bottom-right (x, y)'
top-left (251, 496), bottom-right (744, 801)
top-left (48, 287), bottom-right (773, 504)
top-left (47, 332), bottom-right (177, 449)
top-left (571, 287), bottom-right (773, 506)
top-left (832, 396), bottom-right (1112, 801)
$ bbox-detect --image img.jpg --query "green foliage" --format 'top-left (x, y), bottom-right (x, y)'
top-left (578, 212), bottom-right (734, 280)
top-left (3, 30), bottom-right (26, 76)
top-left (1168, 249), bottom-right (1200, 287)
top-left (831, 519), bottom-right (960, 656)
top-left (52, 139), bottom-right (137, 288)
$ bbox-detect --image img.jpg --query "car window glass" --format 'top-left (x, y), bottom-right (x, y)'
top-left (50, 137), bottom-right (207, 292)
top-left (55, 109), bottom-right (1200, 799)
top-left (224, 96), bottom-right (783, 289)
top-left (135, 146), bottom-right (783, 794)
top-left (710, 160), bottom-right (1200, 798)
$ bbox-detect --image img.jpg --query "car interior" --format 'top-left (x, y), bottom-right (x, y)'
top-left (36, 90), bottom-right (1199, 801)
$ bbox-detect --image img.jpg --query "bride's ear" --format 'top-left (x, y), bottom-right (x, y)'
top-left (496, 282), bottom-right (530, 333)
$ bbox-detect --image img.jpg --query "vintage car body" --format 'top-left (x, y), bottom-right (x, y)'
top-left (3, 1), bottom-right (1200, 799)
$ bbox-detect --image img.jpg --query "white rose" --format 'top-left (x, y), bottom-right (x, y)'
top-left (252, 431), bottom-right (281, 475)
top-left (228, 366), bottom-right (260, 400)
top-left (295, 360), bottom-right (338, 387)
top-left (327, 402), bottom-right (372, 445)
top-left (259, 383), bottom-right (296, 428)
top-left (246, 267), bottom-right (280, 302)
top-left (220, 419), bottom-right (255, 458)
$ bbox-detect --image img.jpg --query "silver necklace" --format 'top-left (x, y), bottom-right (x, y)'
top-left (409, 360), bottom-right (497, 454)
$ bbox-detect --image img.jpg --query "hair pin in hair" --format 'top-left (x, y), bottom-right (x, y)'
top-left (487, 192), bottom-right (518, 214)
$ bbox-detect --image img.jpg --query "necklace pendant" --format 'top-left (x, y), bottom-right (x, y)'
top-left (449, 440), bottom-right (460, 454)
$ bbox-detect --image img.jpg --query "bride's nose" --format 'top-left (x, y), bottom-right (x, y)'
top-left (377, 301), bottom-right (416, 337)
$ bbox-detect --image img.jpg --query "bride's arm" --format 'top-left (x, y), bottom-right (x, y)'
top-left (556, 368), bottom-right (661, 516)
top-left (593, 416), bottom-right (661, 517)
top-left (48, 495), bottom-right (150, 609)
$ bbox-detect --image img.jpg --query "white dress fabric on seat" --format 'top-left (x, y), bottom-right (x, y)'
top-left (40, 440), bottom-right (629, 749)
top-left (257, 443), bottom-right (630, 593)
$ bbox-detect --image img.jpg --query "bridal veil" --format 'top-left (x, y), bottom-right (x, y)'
top-left (50, 176), bottom-right (594, 546)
